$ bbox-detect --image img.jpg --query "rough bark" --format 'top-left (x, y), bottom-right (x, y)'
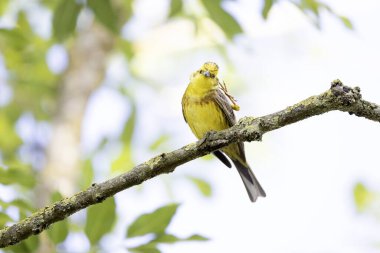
top-left (1, 80), bottom-right (379, 248)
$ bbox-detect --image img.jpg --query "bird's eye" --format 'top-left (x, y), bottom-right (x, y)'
top-left (199, 70), bottom-right (202, 74)
top-left (210, 74), bottom-right (215, 78)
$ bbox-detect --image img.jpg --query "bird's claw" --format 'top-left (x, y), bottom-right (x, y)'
top-left (197, 131), bottom-right (215, 147)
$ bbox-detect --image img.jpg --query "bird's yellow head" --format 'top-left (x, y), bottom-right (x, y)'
top-left (187, 62), bottom-right (219, 96)
top-left (199, 62), bottom-right (219, 78)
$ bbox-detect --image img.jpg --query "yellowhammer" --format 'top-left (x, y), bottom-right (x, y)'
top-left (182, 62), bottom-right (266, 202)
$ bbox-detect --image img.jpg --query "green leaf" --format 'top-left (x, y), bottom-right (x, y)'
top-left (153, 234), bottom-right (180, 244)
top-left (300, 0), bottom-right (320, 15)
top-left (200, 0), bottom-right (243, 39)
top-left (168, 0), bottom-right (182, 17)
top-left (201, 154), bottom-right (214, 161)
top-left (50, 191), bottom-right (62, 205)
top-left (87, 0), bottom-right (119, 33)
top-left (47, 192), bottom-right (69, 244)
top-left (293, 0), bottom-right (321, 28)
top-left (94, 137), bottom-right (110, 153)
top-left (123, 0), bottom-right (134, 22)
top-left (188, 176), bottom-right (212, 197)
top-left (111, 103), bottom-right (136, 173)
top-left (47, 213), bottom-right (69, 244)
top-left (128, 244), bottom-right (161, 253)
top-left (152, 233), bottom-right (208, 244)
top-left (81, 159), bottom-right (94, 190)
top-left (0, 29), bottom-right (27, 51)
top-left (85, 197), bottom-right (116, 244)
top-left (40, 0), bottom-right (60, 10)
top-left (149, 134), bottom-right (170, 151)
top-left (292, 0), bottom-right (352, 31)
top-left (0, 112), bottom-right (22, 154)
top-left (1, 15), bottom-right (58, 120)
top-left (0, 198), bottom-right (35, 221)
top-left (6, 235), bottom-right (39, 253)
top-left (53, 0), bottom-right (82, 41)
top-left (339, 15), bottom-right (353, 30)
top-left (0, 213), bottom-right (13, 227)
top-left (128, 233), bottom-right (208, 253)
top-left (127, 203), bottom-right (179, 238)
top-left (185, 234), bottom-right (209, 241)
top-left (10, 199), bottom-right (35, 220)
top-left (7, 199), bottom-right (35, 212)
top-left (354, 183), bottom-right (372, 212)
top-left (0, 167), bottom-right (36, 188)
top-left (0, 0), bottom-right (8, 15)
top-left (117, 38), bottom-right (135, 60)
top-left (111, 145), bottom-right (133, 173)
top-left (262, 0), bottom-right (276, 19)
top-left (121, 103), bottom-right (137, 143)
top-left (17, 11), bottom-right (33, 35)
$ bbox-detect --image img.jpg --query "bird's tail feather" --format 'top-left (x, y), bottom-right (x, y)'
top-left (213, 150), bottom-right (232, 168)
top-left (232, 160), bottom-right (266, 202)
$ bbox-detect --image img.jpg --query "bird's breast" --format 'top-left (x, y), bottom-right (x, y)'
top-left (183, 96), bottom-right (229, 139)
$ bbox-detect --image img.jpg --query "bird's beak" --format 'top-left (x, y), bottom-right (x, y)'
top-left (203, 71), bottom-right (211, 78)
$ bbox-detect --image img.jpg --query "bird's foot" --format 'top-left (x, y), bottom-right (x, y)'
top-left (197, 131), bottom-right (216, 147)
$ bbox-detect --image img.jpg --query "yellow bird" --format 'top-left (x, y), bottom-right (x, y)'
top-left (182, 62), bottom-right (266, 202)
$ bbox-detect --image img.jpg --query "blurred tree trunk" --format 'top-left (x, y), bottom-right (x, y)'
top-left (36, 23), bottom-right (114, 251)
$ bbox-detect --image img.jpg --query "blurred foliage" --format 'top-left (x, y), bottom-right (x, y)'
top-left (0, 111), bottom-right (22, 160)
top-left (168, 0), bottom-right (183, 18)
top-left (262, 0), bottom-right (276, 19)
top-left (0, 0), bottom-right (9, 16)
top-left (353, 183), bottom-right (380, 218)
top-left (353, 183), bottom-right (380, 247)
top-left (149, 134), bottom-right (171, 151)
top-left (127, 203), bottom-right (179, 238)
top-left (0, 166), bottom-right (36, 188)
top-left (52, 0), bottom-right (83, 41)
top-left (80, 159), bottom-right (95, 190)
top-left (46, 192), bottom-right (70, 244)
top-left (111, 101), bottom-right (136, 173)
top-left (85, 197), bottom-right (116, 245)
top-left (4, 236), bottom-right (39, 253)
top-left (354, 182), bottom-right (373, 212)
top-left (126, 203), bottom-right (208, 253)
top-left (200, 0), bottom-right (243, 39)
top-left (261, 0), bottom-right (353, 29)
top-left (291, 0), bottom-right (353, 29)
top-left (187, 176), bottom-right (212, 197)
top-left (0, 212), bottom-right (12, 227)
top-left (0, 0), bottom-right (354, 251)
top-left (87, 0), bottom-right (119, 33)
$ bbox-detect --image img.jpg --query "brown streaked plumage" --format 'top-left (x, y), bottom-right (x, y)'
top-left (181, 62), bottom-right (266, 202)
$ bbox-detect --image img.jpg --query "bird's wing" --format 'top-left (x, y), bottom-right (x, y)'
top-left (214, 87), bottom-right (247, 162)
top-left (214, 88), bottom-right (236, 127)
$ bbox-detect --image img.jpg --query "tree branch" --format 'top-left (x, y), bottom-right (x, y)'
top-left (1, 80), bottom-right (379, 248)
